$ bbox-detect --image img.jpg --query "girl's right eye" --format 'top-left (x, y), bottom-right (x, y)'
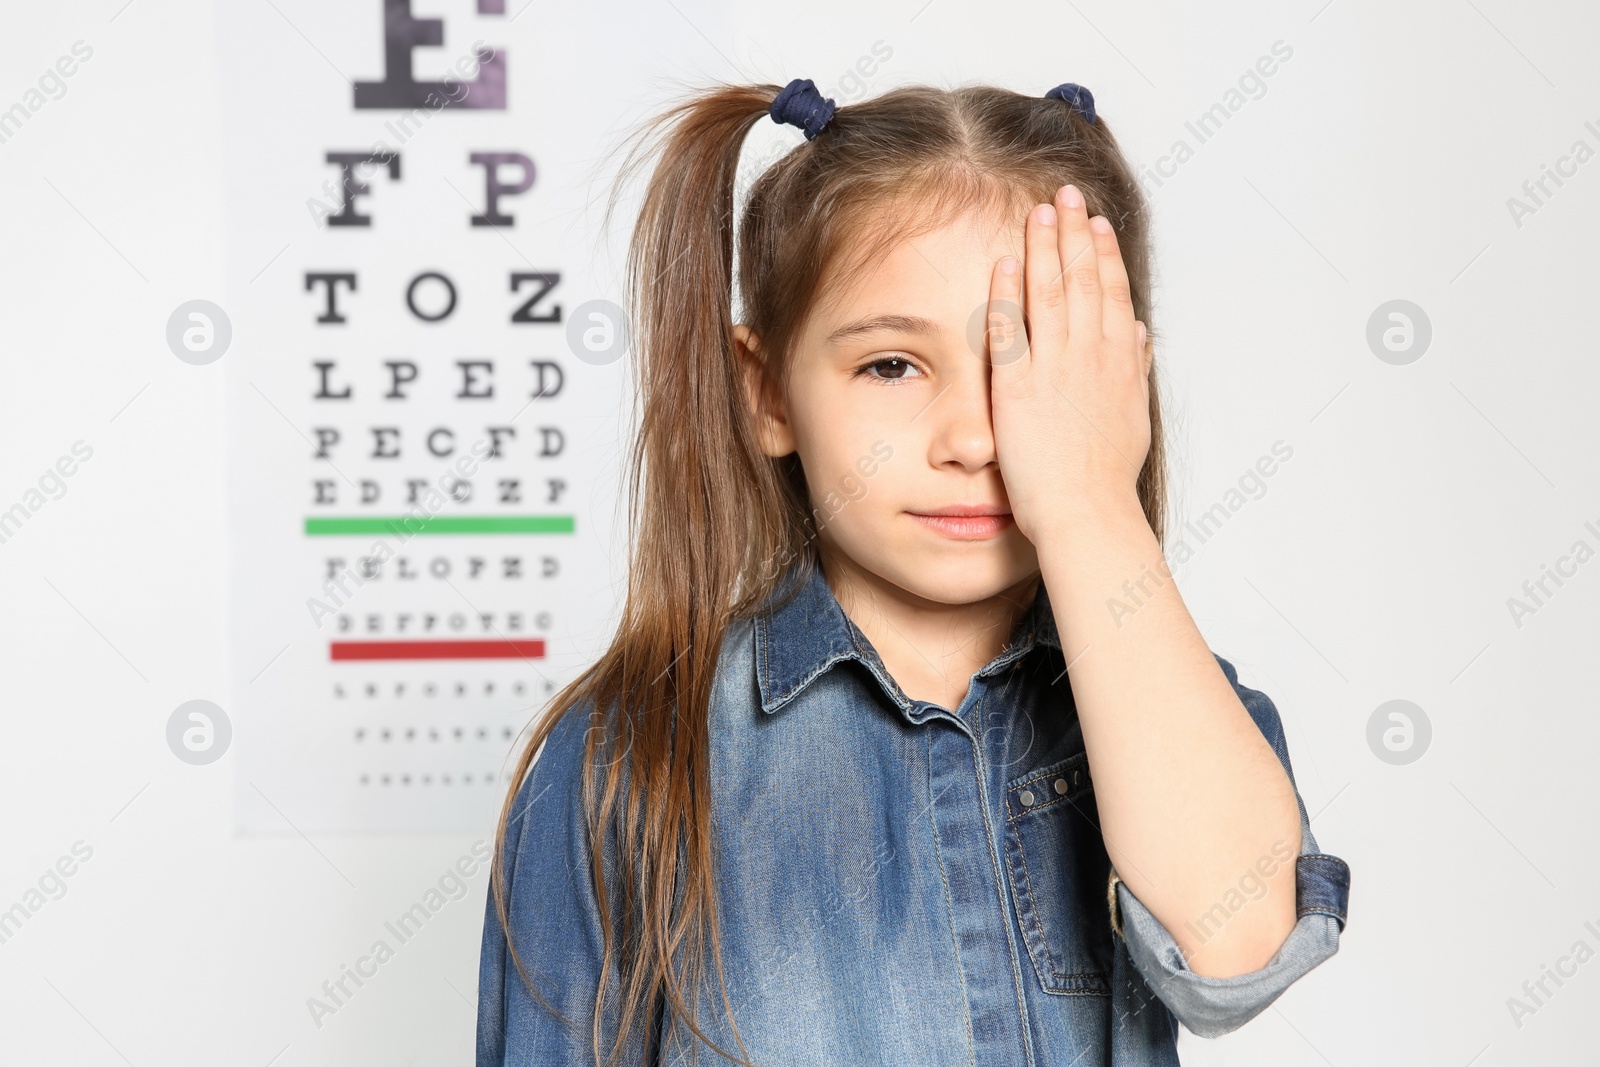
top-left (854, 356), bottom-right (924, 382)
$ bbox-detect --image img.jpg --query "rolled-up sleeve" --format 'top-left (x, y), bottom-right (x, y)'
top-left (1106, 654), bottom-right (1351, 1039)
top-left (477, 701), bottom-right (649, 1065)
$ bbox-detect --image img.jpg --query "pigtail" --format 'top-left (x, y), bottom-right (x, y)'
top-left (599, 81), bottom-right (791, 1067)
top-left (490, 83), bottom-right (796, 1067)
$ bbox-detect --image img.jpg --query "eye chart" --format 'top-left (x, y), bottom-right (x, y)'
top-left (217, 2), bottom-right (641, 833)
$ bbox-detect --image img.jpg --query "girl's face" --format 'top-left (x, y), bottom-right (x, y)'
top-left (737, 208), bottom-right (1041, 607)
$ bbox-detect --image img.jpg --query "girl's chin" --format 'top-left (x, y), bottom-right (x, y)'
top-left (833, 544), bottom-right (1033, 603)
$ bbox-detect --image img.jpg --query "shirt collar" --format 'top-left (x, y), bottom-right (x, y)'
top-left (752, 556), bottom-right (1061, 717)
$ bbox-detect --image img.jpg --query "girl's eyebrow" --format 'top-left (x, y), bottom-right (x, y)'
top-left (824, 313), bottom-right (947, 347)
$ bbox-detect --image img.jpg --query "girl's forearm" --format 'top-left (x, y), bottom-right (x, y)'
top-left (1035, 494), bottom-right (1302, 977)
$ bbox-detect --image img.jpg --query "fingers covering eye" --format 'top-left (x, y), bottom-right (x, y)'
top-left (984, 254), bottom-right (1029, 368)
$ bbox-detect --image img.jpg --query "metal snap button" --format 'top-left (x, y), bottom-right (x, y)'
top-left (1054, 777), bottom-right (1067, 794)
top-left (1019, 789), bottom-right (1035, 806)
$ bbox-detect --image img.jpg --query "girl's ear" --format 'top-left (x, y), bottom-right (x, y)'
top-left (733, 324), bottom-right (797, 458)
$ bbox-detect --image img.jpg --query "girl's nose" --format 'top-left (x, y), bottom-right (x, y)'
top-left (927, 373), bottom-right (997, 471)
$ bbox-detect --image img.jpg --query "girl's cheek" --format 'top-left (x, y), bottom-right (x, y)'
top-left (797, 390), bottom-right (899, 492)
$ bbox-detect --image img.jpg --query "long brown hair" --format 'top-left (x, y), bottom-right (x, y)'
top-left (488, 79), bottom-right (1168, 1067)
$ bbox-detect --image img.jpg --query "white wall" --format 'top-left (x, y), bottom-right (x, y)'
top-left (0, 0), bottom-right (1595, 1063)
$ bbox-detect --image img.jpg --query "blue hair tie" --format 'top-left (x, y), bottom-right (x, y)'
top-left (1044, 82), bottom-right (1096, 124)
top-left (770, 78), bottom-right (837, 141)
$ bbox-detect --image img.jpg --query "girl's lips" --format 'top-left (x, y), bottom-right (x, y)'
top-left (907, 511), bottom-right (1014, 539)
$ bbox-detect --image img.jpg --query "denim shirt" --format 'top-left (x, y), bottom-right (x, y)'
top-left (477, 559), bottom-right (1351, 1065)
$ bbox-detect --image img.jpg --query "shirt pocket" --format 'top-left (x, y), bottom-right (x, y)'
top-left (1000, 751), bottom-right (1114, 996)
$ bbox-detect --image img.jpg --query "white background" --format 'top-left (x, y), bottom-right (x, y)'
top-left (1, 0), bottom-right (1596, 1064)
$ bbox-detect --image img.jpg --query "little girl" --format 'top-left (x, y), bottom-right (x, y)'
top-left (477, 77), bottom-right (1350, 1067)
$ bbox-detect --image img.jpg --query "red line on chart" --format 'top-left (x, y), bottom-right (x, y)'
top-left (329, 639), bottom-right (547, 661)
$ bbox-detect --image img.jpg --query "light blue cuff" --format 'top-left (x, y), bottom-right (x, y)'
top-left (1110, 800), bottom-right (1351, 1038)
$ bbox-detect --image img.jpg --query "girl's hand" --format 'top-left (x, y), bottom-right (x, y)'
top-left (986, 183), bottom-right (1153, 545)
